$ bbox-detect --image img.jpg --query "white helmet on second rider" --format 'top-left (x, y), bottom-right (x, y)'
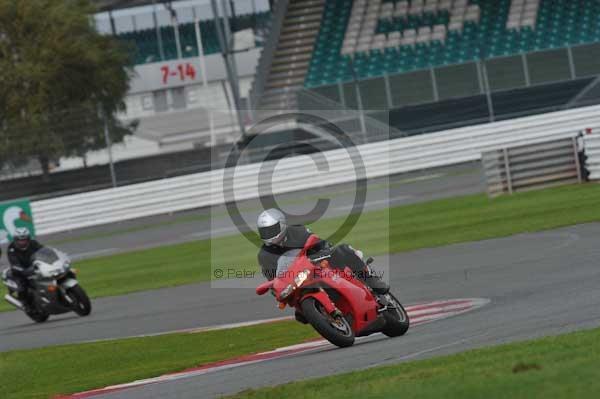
top-left (13, 227), bottom-right (32, 251)
top-left (257, 208), bottom-right (287, 246)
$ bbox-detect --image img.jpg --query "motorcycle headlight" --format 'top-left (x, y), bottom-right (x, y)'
top-left (279, 284), bottom-right (294, 300)
top-left (294, 269), bottom-right (310, 287)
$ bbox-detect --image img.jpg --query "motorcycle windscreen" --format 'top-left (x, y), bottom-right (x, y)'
top-left (32, 248), bottom-right (60, 264)
top-left (275, 248), bottom-right (302, 279)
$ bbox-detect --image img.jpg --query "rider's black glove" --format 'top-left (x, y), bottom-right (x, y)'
top-left (308, 247), bottom-right (333, 263)
top-left (12, 266), bottom-right (35, 277)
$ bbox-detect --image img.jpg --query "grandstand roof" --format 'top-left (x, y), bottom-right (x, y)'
top-left (93, 0), bottom-right (187, 12)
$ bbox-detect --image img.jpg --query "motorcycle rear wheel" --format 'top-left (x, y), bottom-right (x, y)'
top-left (381, 293), bottom-right (410, 337)
top-left (67, 285), bottom-right (92, 316)
top-left (301, 297), bottom-right (355, 348)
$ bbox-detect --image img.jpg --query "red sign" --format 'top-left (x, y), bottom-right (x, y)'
top-left (160, 63), bottom-right (197, 85)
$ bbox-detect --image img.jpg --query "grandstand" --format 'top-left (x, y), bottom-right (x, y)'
top-left (92, 0), bottom-right (600, 121)
top-left (282, 0), bottom-right (600, 133)
top-left (86, 0), bottom-right (600, 163)
top-left (6, 0), bottom-right (600, 196)
top-left (306, 0), bottom-right (600, 87)
top-left (80, 0), bottom-right (600, 141)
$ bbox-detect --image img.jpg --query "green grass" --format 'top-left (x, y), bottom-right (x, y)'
top-left (46, 214), bottom-right (211, 246)
top-left (4, 183), bottom-right (600, 313)
top-left (228, 326), bottom-right (600, 399)
top-left (0, 320), bottom-right (318, 399)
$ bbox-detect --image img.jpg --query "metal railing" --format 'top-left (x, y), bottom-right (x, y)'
top-left (482, 137), bottom-right (582, 197)
top-left (31, 104), bottom-right (600, 235)
top-left (303, 42), bottom-right (600, 127)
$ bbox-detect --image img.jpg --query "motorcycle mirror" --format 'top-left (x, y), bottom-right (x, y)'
top-left (256, 281), bottom-right (273, 296)
top-left (304, 234), bottom-right (322, 250)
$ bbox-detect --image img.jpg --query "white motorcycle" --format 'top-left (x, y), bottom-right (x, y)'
top-left (2, 247), bottom-right (91, 322)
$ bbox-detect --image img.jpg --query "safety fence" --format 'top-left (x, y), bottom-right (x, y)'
top-left (31, 104), bottom-right (600, 235)
top-left (482, 137), bottom-right (582, 197)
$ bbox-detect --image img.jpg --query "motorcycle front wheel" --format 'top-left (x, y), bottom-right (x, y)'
top-left (67, 285), bottom-right (92, 316)
top-left (26, 308), bottom-right (49, 323)
top-left (381, 293), bottom-right (410, 337)
top-left (301, 297), bottom-right (355, 348)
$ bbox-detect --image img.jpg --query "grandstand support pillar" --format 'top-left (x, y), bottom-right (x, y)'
top-left (211, 0), bottom-right (247, 140)
top-left (355, 83), bottom-right (367, 144)
top-left (103, 115), bottom-right (117, 188)
top-left (220, 1), bottom-right (241, 102)
top-left (152, 0), bottom-right (165, 61)
top-left (194, 18), bottom-right (208, 87)
top-left (522, 53), bottom-right (531, 86)
top-left (480, 61), bottom-right (495, 122)
top-left (338, 82), bottom-right (346, 107)
top-left (164, 1), bottom-right (183, 59)
top-left (384, 74), bottom-right (393, 109)
top-left (173, 21), bottom-right (183, 59)
top-left (347, 58), bottom-right (368, 144)
top-left (476, 61), bottom-right (485, 94)
top-left (430, 68), bottom-right (439, 102)
top-left (567, 46), bottom-right (577, 80)
top-left (108, 10), bottom-right (117, 36)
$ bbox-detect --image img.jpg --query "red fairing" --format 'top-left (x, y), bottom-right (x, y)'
top-left (313, 266), bottom-right (379, 334)
top-left (256, 234), bottom-right (383, 337)
top-left (303, 234), bottom-right (323, 250)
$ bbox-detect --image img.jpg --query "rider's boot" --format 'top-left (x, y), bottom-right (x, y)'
top-left (361, 272), bottom-right (390, 295)
top-left (17, 292), bottom-right (33, 313)
top-left (331, 245), bottom-right (390, 295)
top-left (356, 261), bottom-right (389, 295)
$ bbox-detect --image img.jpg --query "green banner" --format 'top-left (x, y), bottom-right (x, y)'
top-left (0, 199), bottom-right (36, 244)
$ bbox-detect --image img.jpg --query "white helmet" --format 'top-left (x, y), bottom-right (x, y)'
top-left (13, 227), bottom-right (31, 250)
top-left (257, 209), bottom-right (287, 246)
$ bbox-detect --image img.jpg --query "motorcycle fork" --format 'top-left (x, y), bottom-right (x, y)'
top-left (303, 288), bottom-right (337, 315)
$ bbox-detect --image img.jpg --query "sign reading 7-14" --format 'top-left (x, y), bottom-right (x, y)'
top-left (0, 200), bottom-right (36, 244)
top-left (160, 63), bottom-right (197, 85)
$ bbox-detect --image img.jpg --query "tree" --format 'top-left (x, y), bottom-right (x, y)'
top-left (0, 0), bottom-right (136, 179)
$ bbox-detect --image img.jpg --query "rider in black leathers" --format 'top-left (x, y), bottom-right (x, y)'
top-left (5, 227), bottom-right (43, 309)
top-left (256, 209), bottom-right (389, 294)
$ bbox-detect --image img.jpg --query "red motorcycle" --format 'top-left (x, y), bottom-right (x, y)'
top-left (256, 235), bottom-right (409, 347)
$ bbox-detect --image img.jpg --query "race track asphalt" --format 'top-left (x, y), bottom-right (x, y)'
top-left (1, 222), bottom-right (600, 399)
top-left (3, 162), bottom-right (599, 398)
top-left (91, 223), bottom-right (600, 399)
